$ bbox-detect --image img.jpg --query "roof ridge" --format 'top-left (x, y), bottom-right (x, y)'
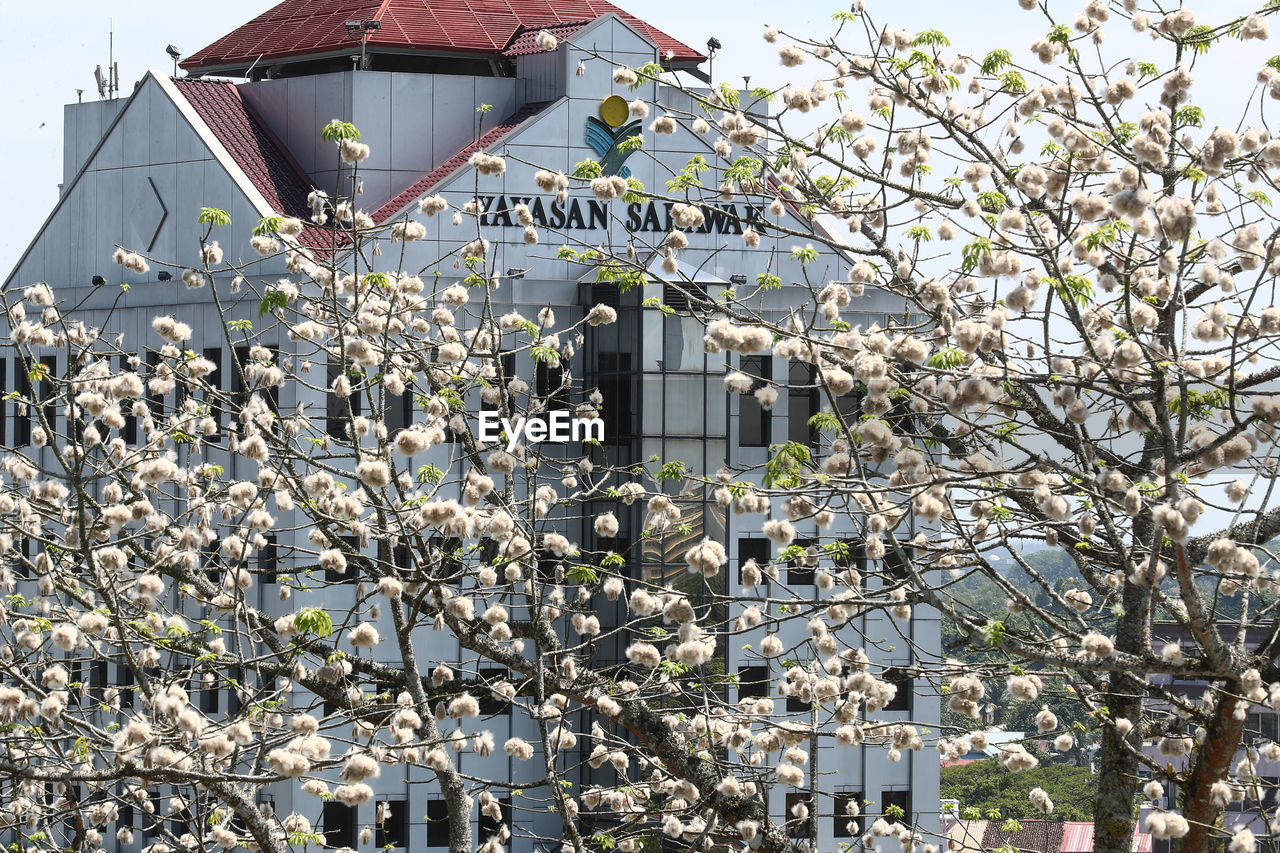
top-left (180, 0), bottom-right (704, 72)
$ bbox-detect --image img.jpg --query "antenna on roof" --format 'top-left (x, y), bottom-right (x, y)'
top-left (94, 21), bottom-right (119, 99)
top-left (108, 20), bottom-right (118, 98)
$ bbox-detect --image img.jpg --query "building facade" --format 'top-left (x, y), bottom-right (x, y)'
top-left (4, 1), bottom-right (940, 850)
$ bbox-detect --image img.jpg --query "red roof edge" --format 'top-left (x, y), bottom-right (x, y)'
top-left (170, 77), bottom-right (343, 256)
top-left (371, 101), bottom-right (553, 223)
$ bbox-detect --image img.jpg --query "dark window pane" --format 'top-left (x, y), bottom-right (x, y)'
top-left (788, 362), bottom-right (818, 446)
top-left (118, 355), bottom-right (138, 445)
top-left (376, 800), bottom-right (409, 848)
top-left (477, 668), bottom-right (510, 716)
top-left (478, 797), bottom-right (511, 841)
top-left (785, 792), bottom-right (814, 839)
top-left (38, 355), bottom-right (57, 434)
top-left (145, 351), bottom-right (164, 419)
top-left (322, 802), bottom-right (357, 849)
top-left (737, 538), bottom-right (770, 585)
top-left (259, 536), bottom-right (277, 584)
top-left (739, 356), bottom-right (772, 447)
top-left (882, 667), bottom-right (911, 712)
top-left (536, 358), bottom-right (566, 410)
top-left (327, 357), bottom-right (360, 439)
top-left (881, 790), bottom-right (911, 825)
top-left (884, 544), bottom-right (911, 581)
top-left (203, 348), bottom-right (223, 431)
top-left (597, 352), bottom-right (632, 443)
top-left (14, 358), bottom-right (31, 446)
top-left (833, 791), bottom-right (863, 837)
top-left (786, 539), bottom-right (817, 586)
top-left (737, 666), bottom-right (769, 700)
top-left (426, 799), bottom-right (449, 847)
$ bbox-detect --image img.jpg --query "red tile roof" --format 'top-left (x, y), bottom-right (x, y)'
top-left (170, 78), bottom-right (341, 254)
top-left (182, 0), bottom-right (704, 71)
top-left (1060, 822), bottom-right (1152, 853)
top-left (371, 101), bottom-right (551, 223)
top-left (503, 20), bottom-right (591, 56)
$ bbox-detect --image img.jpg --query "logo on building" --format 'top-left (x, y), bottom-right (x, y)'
top-left (586, 95), bottom-right (640, 178)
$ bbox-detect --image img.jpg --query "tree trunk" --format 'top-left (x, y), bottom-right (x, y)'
top-left (1095, 671), bottom-right (1144, 853)
top-left (1178, 694), bottom-right (1245, 853)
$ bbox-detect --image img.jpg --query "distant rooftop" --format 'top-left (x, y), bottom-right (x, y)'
top-left (182, 0), bottom-right (705, 77)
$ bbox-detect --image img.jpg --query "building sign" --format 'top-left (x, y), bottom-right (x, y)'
top-left (478, 195), bottom-right (767, 235)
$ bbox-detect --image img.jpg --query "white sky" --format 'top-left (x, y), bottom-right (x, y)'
top-left (0, 0), bottom-right (1270, 278)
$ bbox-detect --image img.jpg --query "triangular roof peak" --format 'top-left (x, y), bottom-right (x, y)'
top-left (182, 0), bottom-right (704, 76)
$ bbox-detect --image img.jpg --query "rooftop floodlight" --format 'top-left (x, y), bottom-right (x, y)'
top-left (345, 20), bottom-right (363, 32)
top-left (706, 36), bottom-right (722, 53)
top-left (505, 268), bottom-right (529, 280)
top-left (363, 20), bottom-right (381, 30)
top-left (165, 44), bottom-right (181, 61)
top-left (729, 274), bottom-right (747, 285)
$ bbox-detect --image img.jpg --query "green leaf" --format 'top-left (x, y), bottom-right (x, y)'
top-left (928, 348), bottom-right (964, 369)
top-left (1174, 105), bottom-right (1204, 128)
top-left (573, 159), bottom-right (603, 179)
top-left (295, 608), bottom-right (333, 638)
top-left (981, 49), bottom-right (1012, 75)
top-left (961, 237), bottom-right (992, 272)
top-left (253, 216), bottom-right (283, 237)
top-left (913, 29), bottom-right (950, 47)
top-left (1000, 70), bottom-right (1027, 94)
top-left (198, 207), bottom-right (232, 227)
top-left (321, 120), bottom-right (361, 142)
top-left (618, 135), bottom-right (644, 154)
top-left (1183, 24), bottom-right (1216, 54)
top-left (259, 289), bottom-right (289, 318)
top-left (657, 460), bottom-right (689, 482)
top-left (567, 564), bottom-right (599, 584)
top-left (531, 345), bottom-right (560, 364)
top-left (790, 245), bottom-right (819, 265)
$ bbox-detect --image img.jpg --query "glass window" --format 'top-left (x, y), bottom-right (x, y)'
top-left (478, 797), bottom-right (511, 841)
top-left (739, 356), bottom-right (772, 447)
top-left (833, 791), bottom-right (863, 837)
top-left (738, 538), bottom-right (771, 585)
top-left (737, 665), bottom-right (769, 700)
top-left (881, 790), bottom-right (911, 825)
top-left (785, 792), bottom-right (814, 838)
top-left (375, 800), bottom-right (408, 848)
top-left (426, 800), bottom-right (449, 847)
top-left (788, 362), bottom-right (818, 446)
top-left (882, 667), bottom-right (912, 712)
top-left (323, 802), bottom-right (357, 849)
top-left (786, 538), bottom-right (818, 586)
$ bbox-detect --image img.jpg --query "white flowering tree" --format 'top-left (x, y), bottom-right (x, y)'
top-left (9, 1), bottom-right (1280, 853)
top-left (603, 2), bottom-right (1280, 852)
top-left (565, 1), bottom-right (1280, 852)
